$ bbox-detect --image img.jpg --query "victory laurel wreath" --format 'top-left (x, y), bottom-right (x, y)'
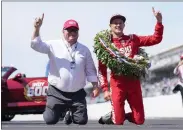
top-left (93, 29), bottom-right (151, 78)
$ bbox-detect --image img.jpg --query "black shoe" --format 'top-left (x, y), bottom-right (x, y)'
top-left (98, 117), bottom-right (105, 124)
top-left (64, 111), bottom-right (72, 125)
top-left (59, 111), bottom-right (66, 121)
top-left (98, 112), bottom-right (114, 125)
top-left (173, 85), bottom-right (181, 93)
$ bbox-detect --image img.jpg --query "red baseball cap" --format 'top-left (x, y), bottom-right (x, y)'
top-left (63, 19), bottom-right (79, 30)
top-left (180, 53), bottom-right (183, 60)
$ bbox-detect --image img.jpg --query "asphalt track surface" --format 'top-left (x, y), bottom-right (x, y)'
top-left (2, 118), bottom-right (183, 130)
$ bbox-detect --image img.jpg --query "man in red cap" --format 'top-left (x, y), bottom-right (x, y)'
top-left (96, 7), bottom-right (164, 125)
top-left (31, 14), bottom-right (100, 125)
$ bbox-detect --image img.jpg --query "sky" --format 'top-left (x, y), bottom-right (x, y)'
top-left (2, 2), bottom-right (183, 77)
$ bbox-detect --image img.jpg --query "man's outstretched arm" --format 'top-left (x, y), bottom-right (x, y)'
top-left (137, 7), bottom-right (164, 47)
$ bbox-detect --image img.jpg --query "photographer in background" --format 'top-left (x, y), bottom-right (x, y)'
top-left (172, 53), bottom-right (183, 107)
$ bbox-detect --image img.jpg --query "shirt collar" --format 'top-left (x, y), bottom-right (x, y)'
top-left (62, 38), bottom-right (78, 49)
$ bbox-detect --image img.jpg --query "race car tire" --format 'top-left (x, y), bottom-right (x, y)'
top-left (2, 114), bottom-right (15, 121)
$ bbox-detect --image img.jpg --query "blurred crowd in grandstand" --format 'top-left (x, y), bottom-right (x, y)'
top-left (141, 77), bottom-right (178, 97)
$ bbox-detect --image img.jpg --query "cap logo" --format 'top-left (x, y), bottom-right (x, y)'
top-left (69, 21), bottom-right (76, 25)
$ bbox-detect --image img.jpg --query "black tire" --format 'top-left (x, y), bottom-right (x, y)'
top-left (2, 114), bottom-right (15, 121)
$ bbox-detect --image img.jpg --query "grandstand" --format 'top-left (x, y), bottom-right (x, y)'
top-left (142, 45), bottom-right (183, 97)
top-left (149, 44), bottom-right (183, 75)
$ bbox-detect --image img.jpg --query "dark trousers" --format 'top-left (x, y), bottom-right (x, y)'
top-left (173, 84), bottom-right (183, 107)
top-left (43, 85), bottom-right (88, 125)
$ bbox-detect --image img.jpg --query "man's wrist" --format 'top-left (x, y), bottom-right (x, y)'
top-left (157, 20), bottom-right (162, 23)
top-left (33, 27), bottom-right (41, 32)
top-left (91, 82), bottom-right (99, 88)
top-left (93, 84), bottom-right (99, 88)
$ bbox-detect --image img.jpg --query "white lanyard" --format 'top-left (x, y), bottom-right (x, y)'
top-left (65, 43), bottom-right (78, 62)
top-left (62, 37), bottom-right (78, 62)
top-left (62, 38), bottom-right (78, 69)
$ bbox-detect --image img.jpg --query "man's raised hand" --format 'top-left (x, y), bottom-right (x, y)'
top-left (34, 13), bottom-right (44, 29)
top-left (152, 7), bottom-right (162, 23)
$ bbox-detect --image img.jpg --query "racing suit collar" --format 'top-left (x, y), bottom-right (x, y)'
top-left (111, 34), bottom-right (129, 41)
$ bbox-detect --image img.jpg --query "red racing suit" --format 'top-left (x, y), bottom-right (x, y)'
top-left (98, 22), bottom-right (164, 125)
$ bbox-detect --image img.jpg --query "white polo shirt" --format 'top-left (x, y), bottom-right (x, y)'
top-left (31, 36), bottom-right (98, 92)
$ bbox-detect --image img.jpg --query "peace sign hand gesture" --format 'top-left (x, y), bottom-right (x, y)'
top-left (152, 7), bottom-right (162, 23)
top-left (34, 13), bottom-right (44, 29)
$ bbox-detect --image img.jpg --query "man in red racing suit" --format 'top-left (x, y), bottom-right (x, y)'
top-left (97, 7), bottom-right (164, 125)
